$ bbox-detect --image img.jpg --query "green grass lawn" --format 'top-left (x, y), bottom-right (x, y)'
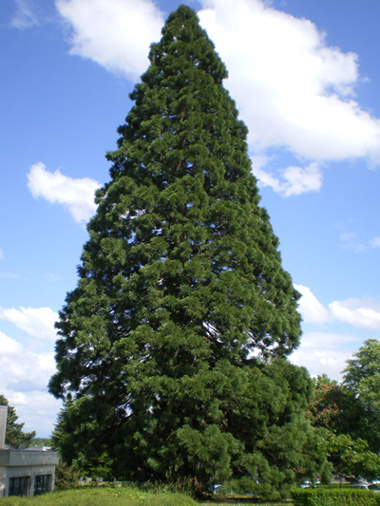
top-left (0, 486), bottom-right (196, 506)
top-left (0, 486), bottom-right (291, 506)
top-left (0, 486), bottom-right (292, 506)
top-left (199, 499), bottom-right (291, 505)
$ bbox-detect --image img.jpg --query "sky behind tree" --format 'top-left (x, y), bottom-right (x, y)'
top-left (1, 0), bottom-right (380, 437)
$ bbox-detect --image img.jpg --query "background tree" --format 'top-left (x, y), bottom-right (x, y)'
top-left (322, 432), bottom-right (380, 483)
top-left (49, 5), bottom-right (323, 496)
top-left (307, 374), bottom-right (369, 441)
top-left (344, 338), bottom-right (380, 451)
top-left (32, 438), bottom-right (52, 447)
top-left (306, 372), bottom-right (380, 482)
top-left (0, 395), bottom-right (36, 449)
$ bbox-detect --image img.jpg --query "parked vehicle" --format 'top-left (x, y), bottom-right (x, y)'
top-left (298, 478), bottom-right (320, 488)
top-left (351, 482), bottom-right (380, 492)
top-left (208, 483), bottom-right (222, 493)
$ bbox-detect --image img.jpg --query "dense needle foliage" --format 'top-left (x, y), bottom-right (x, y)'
top-left (49, 6), bottom-right (321, 495)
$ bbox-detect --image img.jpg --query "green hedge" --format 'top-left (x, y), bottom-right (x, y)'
top-left (291, 487), bottom-right (380, 506)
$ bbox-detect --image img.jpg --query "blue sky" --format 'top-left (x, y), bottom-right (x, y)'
top-left (1, 0), bottom-right (380, 437)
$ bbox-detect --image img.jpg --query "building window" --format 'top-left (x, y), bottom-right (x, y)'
top-left (34, 475), bottom-right (51, 495)
top-left (9, 476), bottom-right (29, 496)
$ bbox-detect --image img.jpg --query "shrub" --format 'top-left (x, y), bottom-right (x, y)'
top-left (292, 487), bottom-right (380, 506)
top-left (54, 461), bottom-right (80, 490)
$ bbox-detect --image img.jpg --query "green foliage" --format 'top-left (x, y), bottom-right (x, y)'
top-left (0, 485), bottom-right (197, 506)
top-left (321, 432), bottom-right (380, 481)
top-left (51, 401), bottom-right (115, 480)
top-left (307, 374), bottom-right (380, 481)
top-left (48, 5), bottom-right (319, 495)
top-left (54, 461), bottom-right (80, 490)
top-left (0, 394), bottom-right (36, 449)
top-left (307, 375), bottom-right (367, 438)
top-left (31, 438), bottom-right (52, 447)
top-left (344, 339), bottom-right (380, 452)
top-left (291, 487), bottom-right (380, 506)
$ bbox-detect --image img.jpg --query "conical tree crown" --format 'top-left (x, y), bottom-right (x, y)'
top-left (49, 6), bottom-right (312, 494)
top-left (81, 5), bottom-right (300, 365)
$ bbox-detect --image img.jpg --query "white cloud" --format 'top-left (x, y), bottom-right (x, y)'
top-left (10, 0), bottom-right (39, 28)
top-left (0, 273), bottom-right (20, 279)
top-left (338, 233), bottom-right (380, 252)
top-left (295, 284), bottom-right (331, 324)
top-left (296, 285), bottom-right (380, 332)
top-left (253, 162), bottom-right (323, 196)
top-left (7, 390), bottom-right (61, 438)
top-left (0, 329), bottom-right (61, 436)
top-left (54, 0), bottom-right (380, 197)
top-left (0, 248), bottom-right (3, 260)
top-left (370, 236), bottom-right (380, 248)
top-left (27, 162), bottom-right (101, 223)
top-left (0, 306), bottom-right (58, 341)
top-left (43, 273), bottom-right (61, 282)
top-left (56, 0), bottom-right (164, 80)
top-left (2, 387), bottom-right (62, 438)
top-left (329, 298), bottom-right (380, 331)
top-left (340, 241), bottom-right (366, 253)
top-left (0, 330), bottom-right (56, 392)
top-left (0, 330), bottom-right (23, 354)
top-left (340, 232), bottom-right (358, 242)
top-left (198, 0), bottom-right (380, 164)
top-left (339, 232), bottom-right (380, 252)
top-left (291, 331), bottom-right (359, 380)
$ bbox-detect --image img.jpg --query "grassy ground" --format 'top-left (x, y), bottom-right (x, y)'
top-left (0, 485), bottom-right (292, 506)
top-left (0, 486), bottom-right (196, 506)
top-left (200, 502), bottom-right (290, 505)
top-left (199, 498), bottom-right (291, 505)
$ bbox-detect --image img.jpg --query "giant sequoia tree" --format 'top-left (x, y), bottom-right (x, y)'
top-left (49, 6), bottom-right (321, 495)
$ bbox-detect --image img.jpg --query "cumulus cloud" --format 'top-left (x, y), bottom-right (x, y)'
top-left (8, 391), bottom-right (62, 438)
top-left (10, 0), bottom-right (39, 28)
top-left (295, 284), bottom-right (331, 324)
top-left (253, 162), bottom-right (323, 196)
top-left (27, 162), bottom-right (101, 223)
top-left (296, 285), bottom-right (380, 331)
top-left (329, 299), bottom-right (380, 331)
top-left (291, 331), bottom-right (359, 380)
top-left (0, 329), bottom-right (56, 397)
top-left (3, 388), bottom-right (61, 437)
top-left (0, 306), bottom-right (58, 341)
top-left (0, 327), bottom-right (61, 436)
top-left (54, 0), bottom-right (380, 197)
top-left (198, 0), bottom-right (380, 163)
top-left (56, 0), bottom-right (164, 80)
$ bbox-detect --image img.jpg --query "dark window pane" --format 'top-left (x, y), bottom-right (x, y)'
top-left (9, 476), bottom-right (28, 496)
top-left (34, 475), bottom-right (51, 495)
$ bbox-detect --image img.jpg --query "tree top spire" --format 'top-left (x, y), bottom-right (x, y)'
top-left (146, 4), bottom-right (228, 86)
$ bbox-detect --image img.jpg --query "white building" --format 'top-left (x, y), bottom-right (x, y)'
top-left (0, 405), bottom-right (59, 497)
